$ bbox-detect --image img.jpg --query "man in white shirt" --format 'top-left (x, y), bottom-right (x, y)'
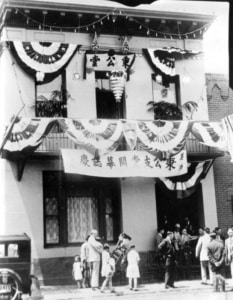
top-left (87, 229), bottom-right (103, 290)
top-left (195, 227), bottom-right (212, 285)
top-left (225, 228), bottom-right (233, 285)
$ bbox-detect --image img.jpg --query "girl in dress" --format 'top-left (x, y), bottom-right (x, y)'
top-left (72, 255), bottom-right (83, 288)
top-left (100, 244), bottom-right (116, 293)
top-left (126, 245), bottom-right (140, 291)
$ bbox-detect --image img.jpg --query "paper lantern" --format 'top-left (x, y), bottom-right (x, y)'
top-left (110, 70), bottom-right (127, 102)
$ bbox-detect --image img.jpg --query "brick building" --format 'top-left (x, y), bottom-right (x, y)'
top-left (206, 73), bottom-right (233, 231)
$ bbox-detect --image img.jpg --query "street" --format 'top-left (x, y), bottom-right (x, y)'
top-left (34, 280), bottom-right (233, 300)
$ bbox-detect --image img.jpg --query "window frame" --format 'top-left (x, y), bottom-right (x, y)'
top-left (43, 172), bottom-right (122, 248)
top-left (35, 71), bottom-right (67, 118)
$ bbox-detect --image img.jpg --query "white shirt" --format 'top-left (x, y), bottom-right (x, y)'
top-left (195, 233), bottom-right (211, 261)
top-left (127, 249), bottom-right (140, 266)
top-left (87, 234), bottom-right (103, 262)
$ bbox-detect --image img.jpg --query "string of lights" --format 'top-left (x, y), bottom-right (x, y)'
top-left (11, 7), bottom-right (213, 40)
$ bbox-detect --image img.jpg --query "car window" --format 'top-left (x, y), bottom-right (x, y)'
top-left (0, 244), bottom-right (5, 257)
top-left (8, 244), bottom-right (19, 257)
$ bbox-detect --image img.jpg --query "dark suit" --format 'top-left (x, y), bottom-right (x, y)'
top-left (207, 239), bottom-right (225, 292)
top-left (158, 237), bottom-right (176, 288)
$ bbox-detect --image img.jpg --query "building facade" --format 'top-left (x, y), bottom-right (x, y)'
top-left (0, 0), bottom-right (225, 285)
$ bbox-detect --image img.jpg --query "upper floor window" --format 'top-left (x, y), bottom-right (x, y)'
top-left (35, 71), bottom-right (67, 117)
top-left (95, 71), bottom-right (125, 119)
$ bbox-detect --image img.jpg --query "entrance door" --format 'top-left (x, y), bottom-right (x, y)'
top-left (155, 181), bottom-right (204, 234)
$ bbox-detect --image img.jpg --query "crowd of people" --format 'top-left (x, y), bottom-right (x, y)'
top-left (71, 222), bottom-right (233, 294)
top-left (157, 220), bottom-right (233, 293)
top-left (72, 229), bottom-right (140, 294)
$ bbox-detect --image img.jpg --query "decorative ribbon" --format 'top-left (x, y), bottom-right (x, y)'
top-left (9, 41), bottom-right (80, 84)
top-left (58, 118), bottom-right (124, 157)
top-left (191, 121), bottom-right (227, 149)
top-left (136, 120), bottom-right (191, 158)
top-left (143, 47), bottom-right (202, 78)
top-left (2, 117), bottom-right (56, 155)
top-left (221, 114), bottom-right (233, 162)
top-left (158, 159), bottom-right (213, 199)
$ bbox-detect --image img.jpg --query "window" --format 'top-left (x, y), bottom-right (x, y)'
top-left (152, 73), bottom-right (181, 106)
top-left (43, 171), bottom-right (122, 247)
top-left (95, 71), bottom-right (125, 119)
top-left (36, 71), bottom-right (67, 117)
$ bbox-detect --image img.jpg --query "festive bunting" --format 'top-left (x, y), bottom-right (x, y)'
top-left (191, 121), bottom-right (227, 150)
top-left (2, 117), bottom-right (56, 155)
top-left (58, 118), bottom-right (124, 157)
top-left (158, 159), bottom-right (213, 199)
top-left (136, 120), bottom-right (191, 158)
top-left (143, 47), bottom-right (201, 78)
top-left (61, 149), bottom-right (187, 178)
top-left (222, 114), bottom-right (233, 162)
top-left (9, 41), bottom-right (80, 84)
top-left (85, 50), bottom-right (135, 76)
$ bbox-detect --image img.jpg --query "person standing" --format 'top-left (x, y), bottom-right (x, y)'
top-left (88, 229), bottom-right (103, 290)
top-left (126, 245), bottom-right (140, 291)
top-left (158, 231), bottom-right (176, 289)
top-left (195, 227), bottom-right (212, 285)
top-left (207, 232), bottom-right (226, 292)
top-left (225, 228), bottom-right (233, 286)
top-left (100, 244), bottom-right (116, 293)
top-left (80, 236), bottom-right (90, 288)
top-left (72, 255), bottom-right (83, 288)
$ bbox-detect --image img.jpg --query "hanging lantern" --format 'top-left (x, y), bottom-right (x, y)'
top-left (110, 70), bottom-right (127, 102)
top-left (90, 31), bottom-right (99, 53)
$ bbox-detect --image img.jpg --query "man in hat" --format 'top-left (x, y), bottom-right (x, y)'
top-left (225, 228), bottom-right (233, 286)
top-left (87, 229), bottom-right (103, 290)
top-left (158, 231), bottom-right (176, 289)
top-left (207, 231), bottom-right (226, 292)
top-left (195, 227), bottom-right (212, 285)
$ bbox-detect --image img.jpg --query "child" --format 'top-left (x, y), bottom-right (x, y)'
top-left (100, 244), bottom-right (116, 293)
top-left (72, 255), bottom-right (83, 288)
top-left (126, 245), bottom-right (140, 291)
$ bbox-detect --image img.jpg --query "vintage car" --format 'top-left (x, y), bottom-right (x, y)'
top-left (0, 234), bottom-right (31, 299)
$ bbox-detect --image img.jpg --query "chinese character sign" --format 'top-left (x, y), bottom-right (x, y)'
top-left (61, 149), bottom-right (187, 178)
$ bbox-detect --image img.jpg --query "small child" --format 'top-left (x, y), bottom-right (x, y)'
top-left (100, 244), bottom-right (116, 293)
top-left (126, 245), bottom-right (140, 291)
top-left (72, 255), bottom-right (83, 288)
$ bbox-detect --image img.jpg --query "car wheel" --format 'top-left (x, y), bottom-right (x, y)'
top-left (0, 269), bottom-right (22, 300)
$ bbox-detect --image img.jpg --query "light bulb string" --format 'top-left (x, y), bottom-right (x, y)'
top-left (9, 7), bottom-right (213, 38)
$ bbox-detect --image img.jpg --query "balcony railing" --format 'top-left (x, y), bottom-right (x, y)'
top-left (35, 131), bottom-right (221, 156)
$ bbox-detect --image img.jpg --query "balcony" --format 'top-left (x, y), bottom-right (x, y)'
top-left (35, 129), bottom-right (223, 159)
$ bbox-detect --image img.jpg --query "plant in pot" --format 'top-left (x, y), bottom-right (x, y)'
top-left (147, 100), bottom-right (198, 120)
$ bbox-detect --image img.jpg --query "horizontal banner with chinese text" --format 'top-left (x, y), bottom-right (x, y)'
top-left (61, 149), bottom-right (187, 178)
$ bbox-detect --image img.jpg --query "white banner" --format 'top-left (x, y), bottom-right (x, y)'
top-left (61, 149), bottom-right (187, 178)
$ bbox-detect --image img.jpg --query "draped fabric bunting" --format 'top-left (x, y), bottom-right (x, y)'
top-left (222, 114), bottom-right (233, 162)
top-left (135, 120), bottom-right (191, 159)
top-left (2, 117), bottom-right (233, 165)
top-left (57, 118), bottom-right (124, 157)
top-left (143, 47), bottom-right (201, 78)
top-left (85, 50), bottom-right (135, 78)
top-left (61, 149), bottom-right (187, 178)
top-left (1, 117), bottom-right (56, 156)
top-left (9, 41), bottom-right (80, 84)
top-left (191, 121), bottom-right (227, 150)
top-left (157, 159), bottom-right (213, 198)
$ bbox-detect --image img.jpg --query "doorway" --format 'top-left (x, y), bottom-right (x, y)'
top-left (155, 181), bottom-right (204, 234)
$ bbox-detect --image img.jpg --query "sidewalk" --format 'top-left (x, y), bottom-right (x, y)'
top-left (38, 279), bottom-right (233, 300)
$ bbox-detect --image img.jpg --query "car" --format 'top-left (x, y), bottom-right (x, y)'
top-left (0, 234), bottom-right (31, 300)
